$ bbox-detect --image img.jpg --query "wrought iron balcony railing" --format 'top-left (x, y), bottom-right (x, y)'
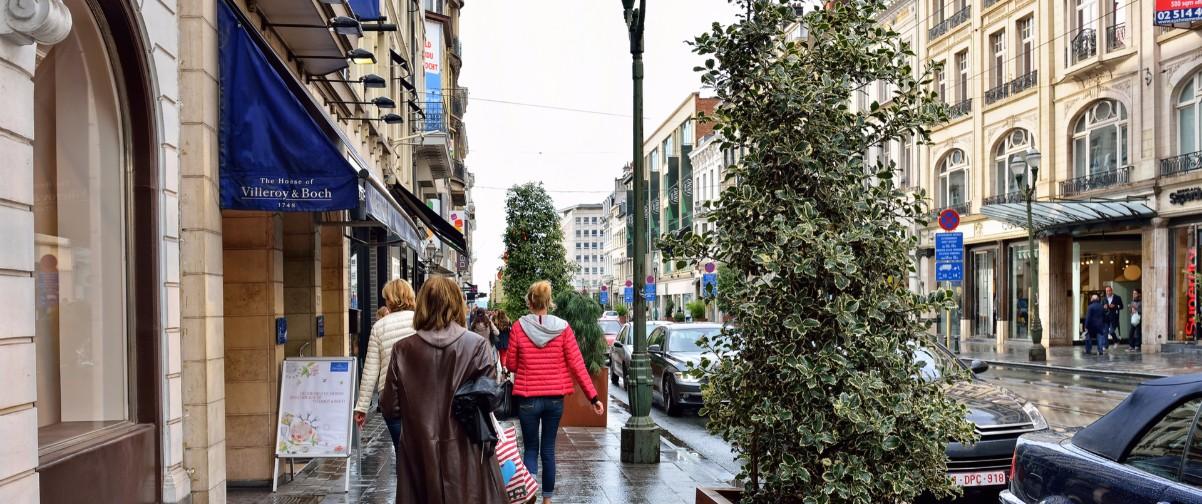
top-left (947, 98), bottom-right (972, 119)
top-left (1068, 28), bottom-right (1097, 66)
top-left (985, 82), bottom-right (1010, 105)
top-left (930, 201), bottom-right (972, 221)
top-left (1009, 70), bottom-right (1038, 94)
top-left (1106, 22), bottom-right (1128, 52)
top-left (983, 191), bottom-right (1027, 205)
top-left (1162, 151), bottom-right (1202, 177)
top-left (928, 6), bottom-right (970, 40)
top-left (1059, 165), bottom-right (1131, 197)
top-left (984, 0), bottom-right (1003, 8)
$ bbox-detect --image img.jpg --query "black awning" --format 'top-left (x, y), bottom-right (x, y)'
top-left (390, 185), bottom-right (468, 255)
top-left (980, 200), bottom-right (1155, 231)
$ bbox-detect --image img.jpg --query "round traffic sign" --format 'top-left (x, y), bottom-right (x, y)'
top-left (938, 208), bottom-right (960, 231)
top-left (704, 262), bottom-right (716, 273)
top-left (600, 285), bottom-right (608, 291)
top-left (646, 275), bottom-right (655, 284)
top-left (625, 280), bottom-right (633, 287)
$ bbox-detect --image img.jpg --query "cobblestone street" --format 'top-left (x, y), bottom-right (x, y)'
top-left (229, 396), bottom-right (738, 504)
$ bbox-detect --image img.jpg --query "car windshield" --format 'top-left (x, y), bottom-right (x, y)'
top-left (598, 320), bottom-right (621, 334)
top-left (668, 327), bottom-right (723, 353)
top-left (914, 346), bottom-right (958, 382)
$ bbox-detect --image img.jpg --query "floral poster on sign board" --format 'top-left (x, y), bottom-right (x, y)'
top-left (275, 359), bottom-right (355, 458)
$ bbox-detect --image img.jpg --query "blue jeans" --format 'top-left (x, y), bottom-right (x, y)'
top-left (385, 417), bottom-right (401, 449)
top-left (1085, 330), bottom-right (1107, 354)
top-left (517, 396), bottom-right (564, 497)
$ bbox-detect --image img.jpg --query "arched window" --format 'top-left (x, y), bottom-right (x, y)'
top-left (937, 148), bottom-right (968, 208)
top-left (1072, 99), bottom-right (1128, 177)
top-left (993, 129), bottom-right (1034, 197)
top-left (1177, 70), bottom-right (1201, 157)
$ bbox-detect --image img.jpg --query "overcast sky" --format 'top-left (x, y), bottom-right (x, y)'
top-left (461, 1), bottom-right (740, 290)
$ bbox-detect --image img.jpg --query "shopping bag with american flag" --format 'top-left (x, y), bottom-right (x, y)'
top-left (495, 421), bottom-right (539, 503)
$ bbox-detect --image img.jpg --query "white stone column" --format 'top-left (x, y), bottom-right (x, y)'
top-left (0, 1), bottom-right (70, 502)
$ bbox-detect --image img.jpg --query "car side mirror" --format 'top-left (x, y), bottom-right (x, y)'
top-left (967, 359), bottom-right (989, 374)
top-left (648, 344), bottom-right (662, 353)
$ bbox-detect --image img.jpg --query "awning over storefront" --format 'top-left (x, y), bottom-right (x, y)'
top-left (252, 0), bottom-right (357, 75)
top-left (390, 185), bottom-right (468, 255)
top-left (218, 0), bottom-right (421, 250)
top-left (981, 200), bottom-right (1155, 231)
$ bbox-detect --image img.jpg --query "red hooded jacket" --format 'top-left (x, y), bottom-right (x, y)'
top-left (503, 314), bottom-right (598, 401)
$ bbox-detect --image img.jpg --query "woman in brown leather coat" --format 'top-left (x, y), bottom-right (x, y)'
top-left (380, 276), bottom-right (507, 504)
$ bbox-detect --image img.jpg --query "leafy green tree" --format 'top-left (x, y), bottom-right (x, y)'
top-left (553, 291), bottom-right (608, 374)
top-left (500, 183), bottom-right (574, 316)
top-left (660, 1), bottom-right (975, 502)
top-left (686, 300), bottom-right (707, 321)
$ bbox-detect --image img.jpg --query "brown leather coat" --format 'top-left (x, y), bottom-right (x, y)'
top-left (380, 323), bottom-right (507, 504)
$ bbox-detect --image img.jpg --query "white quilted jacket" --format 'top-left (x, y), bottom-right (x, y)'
top-left (354, 310), bottom-right (416, 413)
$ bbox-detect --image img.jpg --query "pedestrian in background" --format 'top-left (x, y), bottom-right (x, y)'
top-left (354, 279), bottom-right (416, 448)
top-left (1128, 289), bottom-right (1143, 351)
top-left (1085, 294), bottom-right (1107, 356)
top-left (493, 309), bottom-right (512, 352)
top-left (504, 281), bottom-right (604, 504)
top-left (1103, 285), bottom-right (1124, 345)
top-left (380, 276), bottom-right (507, 504)
top-left (472, 307), bottom-right (500, 348)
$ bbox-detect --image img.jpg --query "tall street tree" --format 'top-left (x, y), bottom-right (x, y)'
top-left (661, 1), bottom-right (976, 502)
top-left (500, 182), bottom-right (574, 316)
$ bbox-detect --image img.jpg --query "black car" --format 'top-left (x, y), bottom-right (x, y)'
top-left (609, 321), bottom-right (672, 387)
top-left (916, 344), bottom-right (1050, 498)
top-left (1002, 373), bottom-right (1202, 504)
top-left (648, 323), bottom-right (725, 416)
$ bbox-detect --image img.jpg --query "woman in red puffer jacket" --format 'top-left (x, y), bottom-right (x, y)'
top-left (503, 281), bottom-right (603, 504)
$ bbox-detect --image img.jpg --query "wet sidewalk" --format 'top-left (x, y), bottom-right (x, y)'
top-left (957, 339), bottom-right (1202, 378)
top-left (229, 401), bottom-right (738, 504)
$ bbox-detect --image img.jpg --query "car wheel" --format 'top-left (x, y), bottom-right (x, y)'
top-left (610, 364), bottom-right (619, 385)
top-left (664, 376), bottom-right (682, 417)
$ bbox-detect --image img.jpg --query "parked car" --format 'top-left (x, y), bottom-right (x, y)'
top-left (1002, 373), bottom-right (1202, 504)
top-left (598, 318), bottom-right (622, 349)
top-left (602, 310), bottom-right (618, 318)
top-left (648, 323), bottom-right (726, 416)
top-left (915, 344), bottom-right (1050, 499)
top-left (609, 320), bottom-right (671, 387)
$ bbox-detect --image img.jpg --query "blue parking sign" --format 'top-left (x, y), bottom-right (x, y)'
top-left (624, 287), bottom-right (633, 304)
top-left (935, 232), bottom-right (963, 262)
top-left (644, 283), bottom-right (656, 301)
top-left (935, 261), bottom-right (964, 282)
top-left (599, 291), bottom-right (609, 305)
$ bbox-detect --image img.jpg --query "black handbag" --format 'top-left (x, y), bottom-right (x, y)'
top-left (494, 374), bottom-right (516, 421)
top-left (452, 374), bottom-right (503, 456)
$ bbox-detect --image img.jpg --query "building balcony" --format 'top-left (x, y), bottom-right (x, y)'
top-left (931, 200), bottom-right (971, 221)
top-left (413, 103), bottom-right (453, 179)
top-left (947, 98), bottom-right (972, 120)
top-left (1009, 70), bottom-right (1038, 95)
top-left (1105, 22), bottom-right (1128, 52)
top-left (449, 160), bottom-right (467, 206)
top-left (1059, 165), bottom-right (1131, 197)
top-left (928, 7), bottom-right (970, 40)
top-left (984, 82), bottom-right (1010, 105)
top-left (1162, 151), bottom-right (1202, 177)
top-left (1067, 28), bottom-right (1097, 67)
top-left (983, 191), bottom-right (1027, 205)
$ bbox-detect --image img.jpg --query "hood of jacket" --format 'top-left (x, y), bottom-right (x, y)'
top-left (416, 323), bottom-right (469, 349)
top-left (519, 314), bottom-right (569, 348)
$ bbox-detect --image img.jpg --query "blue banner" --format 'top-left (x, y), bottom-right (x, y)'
top-left (348, 0), bottom-right (381, 20)
top-left (218, 2), bottom-right (360, 212)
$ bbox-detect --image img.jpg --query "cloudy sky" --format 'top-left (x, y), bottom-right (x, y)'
top-left (460, 1), bottom-right (740, 290)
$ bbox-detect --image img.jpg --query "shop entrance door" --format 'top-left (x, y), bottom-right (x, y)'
top-left (974, 250), bottom-right (996, 339)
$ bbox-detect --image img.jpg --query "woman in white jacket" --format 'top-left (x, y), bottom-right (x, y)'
top-left (353, 279), bottom-right (416, 448)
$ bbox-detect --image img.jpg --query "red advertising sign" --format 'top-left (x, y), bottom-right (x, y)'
top-left (1155, 0), bottom-right (1202, 25)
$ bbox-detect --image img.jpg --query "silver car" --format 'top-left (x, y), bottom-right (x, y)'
top-left (609, 321), bottom-right (672, 387)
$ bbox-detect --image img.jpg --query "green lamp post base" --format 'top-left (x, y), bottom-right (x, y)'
top-left (620, 423), bottom-right (661, 464)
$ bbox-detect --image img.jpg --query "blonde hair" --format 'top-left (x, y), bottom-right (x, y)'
top-left (525, 281), bottom-right (555, 312)
top-left (382, 279), bottom-right (416, 312)
top-left (414, 277), bottom-right (468, 331)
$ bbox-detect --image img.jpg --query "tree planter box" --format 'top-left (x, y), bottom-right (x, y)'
top-left (696, 487), bottom-right (742, 503)
top-left (559, 367), bottom-right (608, 427)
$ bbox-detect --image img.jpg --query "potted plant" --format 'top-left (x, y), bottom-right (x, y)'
top-left (666, 1), bottom-right (975, 502)
top-left (554, 291), bottom-right (609, 428)
top-left (614, 303), bottom-right (630, 325)
top-left (686, 300), bottom-right (708, 321)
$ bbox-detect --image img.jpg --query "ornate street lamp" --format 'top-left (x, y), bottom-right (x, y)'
top-left (619, 0), bottom-right (660, 464)
top-left (1008, 148), bottom-right (1046, 361)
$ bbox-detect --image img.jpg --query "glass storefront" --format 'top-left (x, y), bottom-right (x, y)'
top-left (1172, 226), bottom-right (1200, 342)
top-left (973, 249), bottom-right (997, 339)
top-left (1010, 243), bottom-right (1035, 340)
top-left (1071, 238), bottom-right (1142, 342)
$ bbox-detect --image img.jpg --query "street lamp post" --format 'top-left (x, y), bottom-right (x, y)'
top-left (619, 0), bottom-right (660, 464)
top-left (1008, 149), bottom-right (1047, 362)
